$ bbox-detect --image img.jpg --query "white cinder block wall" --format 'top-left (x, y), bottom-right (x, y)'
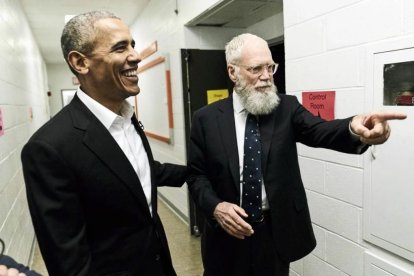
top-left (47, 63), bottom-right (78, 117)
top-left (0, 0), bottom-right (49, 266)
top-left (284, 0), bottom-right (414, 275)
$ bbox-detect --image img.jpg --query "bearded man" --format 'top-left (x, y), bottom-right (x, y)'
top-left (187, 33), bottom-right (405, 276)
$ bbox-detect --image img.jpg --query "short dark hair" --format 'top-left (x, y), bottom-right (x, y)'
top-left (61, 11), bottom-right (119, 75)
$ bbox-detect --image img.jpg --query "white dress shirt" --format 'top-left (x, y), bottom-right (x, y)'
top-left (232, 92), bottom-right (269, 210)
top-left (77, 88), bottom-right (153, 215)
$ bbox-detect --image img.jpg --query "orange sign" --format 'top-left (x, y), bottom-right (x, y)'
top-left (302, 91), bottom-right (335, 121)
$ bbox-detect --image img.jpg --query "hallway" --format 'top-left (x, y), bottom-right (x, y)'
top-left (31, 199), bottom-right (203, 275)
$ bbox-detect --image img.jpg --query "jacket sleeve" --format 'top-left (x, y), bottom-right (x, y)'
top-left (153, 161), bottom-right (188, 187)
top-left (21, 140), bottom-right (91, 276)
top-left (290, 96), bottom-right (368, 154)
top-left (186, 111), bottom-right (222, 220)
top-left (133, 114), bottom-right (188, 188)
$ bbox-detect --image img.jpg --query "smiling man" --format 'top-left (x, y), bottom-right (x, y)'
top-left (21, 11), bottom-right (187, 276)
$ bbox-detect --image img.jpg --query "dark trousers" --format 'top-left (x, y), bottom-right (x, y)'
top-left (202, 213), bottom-right (289, 276)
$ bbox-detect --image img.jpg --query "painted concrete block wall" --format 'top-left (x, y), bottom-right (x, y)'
top-left (0, 0), bottom-right (49, 265)
top-left (47, 64), bottom-right (78, 117)
top-left (284, 0), bottom-right (414, 274)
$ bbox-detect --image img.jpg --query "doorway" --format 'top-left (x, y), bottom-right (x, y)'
top-left (181, 42), bottom-right (285, 236)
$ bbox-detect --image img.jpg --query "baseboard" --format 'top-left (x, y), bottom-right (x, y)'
top-left (27, 236), bottom-right (36, 267)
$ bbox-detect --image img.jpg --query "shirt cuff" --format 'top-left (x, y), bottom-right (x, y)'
top-left (349, 120), bottom-right (367, 153)
top-left (349, 120), bottom-right (360, 139)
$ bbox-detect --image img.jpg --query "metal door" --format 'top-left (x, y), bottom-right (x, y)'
top-left (182, 43), bottom-right (285, 236)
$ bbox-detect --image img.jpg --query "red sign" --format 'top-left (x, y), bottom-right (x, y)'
top-left (395, 95), bottom-right (414, 106)
top-left (302, 91), bottom-right (335, 121)
top-left (0, 108), bottom-right (4, 136)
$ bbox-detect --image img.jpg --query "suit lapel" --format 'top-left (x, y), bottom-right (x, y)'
top-left (217, 99), bottom-right (240, 192)
top-left (69, 96), bottom-right (151, 216)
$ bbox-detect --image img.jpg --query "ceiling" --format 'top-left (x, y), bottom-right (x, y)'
top-left (20, 0), bottom-right (283, 65)
top-left (186, 0), bottom-right (283, 28)
top-left (20, 0), bottom-right (150, 64)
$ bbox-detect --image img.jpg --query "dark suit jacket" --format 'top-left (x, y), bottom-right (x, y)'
top-left (187, 94), bottom-right (367, 265)
top-left (21, 95), bottom-right (187, 276)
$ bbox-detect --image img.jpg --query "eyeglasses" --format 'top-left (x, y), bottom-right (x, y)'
top-left (233, 63), bottom-right (278, 76)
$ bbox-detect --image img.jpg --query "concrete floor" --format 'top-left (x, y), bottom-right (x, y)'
top-left (31, 199), bottom-right (203, 275)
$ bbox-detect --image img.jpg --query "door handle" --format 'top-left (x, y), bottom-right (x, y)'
top-left (371, 145), bottom-right (377, 160)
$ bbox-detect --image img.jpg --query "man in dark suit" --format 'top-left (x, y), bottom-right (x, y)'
top-left (187, 33), bottom-right (406, 276)
top-left (21, 11), bottom-right (186, 276)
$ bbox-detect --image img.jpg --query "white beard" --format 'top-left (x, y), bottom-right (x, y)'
top-left (234, 76), bottom-right (280, 115)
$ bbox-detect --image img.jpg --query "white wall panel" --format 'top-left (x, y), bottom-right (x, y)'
top-left (0, 0), bottom-right (49, 265)
top-left (304, 254), bottom-right (339, 276)
top-left (325, 163), bottom-right (363, 207)
top-left (285, 48), bottom-right (363, 91)
top-left (299, 157), bottom-right (325, 193)
top-left (312, 225), bottom-right (326, 259)
top-left (46, 64), bottom-right (77, 117)
top-left (290, 259), bottom-right (303, 276)
top-left (284, 18), bottom-right (325, 60)
top-left (326, 232), bottom-right (364, 276)
top-left (364, 251), bottom-right (414, 276)
top-left (326, 0), bottom-right (402, 50)
top-left (307, 191), bottom-right (361, 242)
top-left (403, 0), bottom-right (414, 34)
top-left (284, 0), bottom-right (363, 27)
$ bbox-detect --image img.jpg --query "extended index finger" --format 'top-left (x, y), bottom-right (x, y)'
top-left (369, 112), bottom-right (407, 123)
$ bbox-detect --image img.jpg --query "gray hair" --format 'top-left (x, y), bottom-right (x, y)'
top-left (225, 33), bottom-right (262, 65)
top-left (61, 11), bottom-right (120, 74)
